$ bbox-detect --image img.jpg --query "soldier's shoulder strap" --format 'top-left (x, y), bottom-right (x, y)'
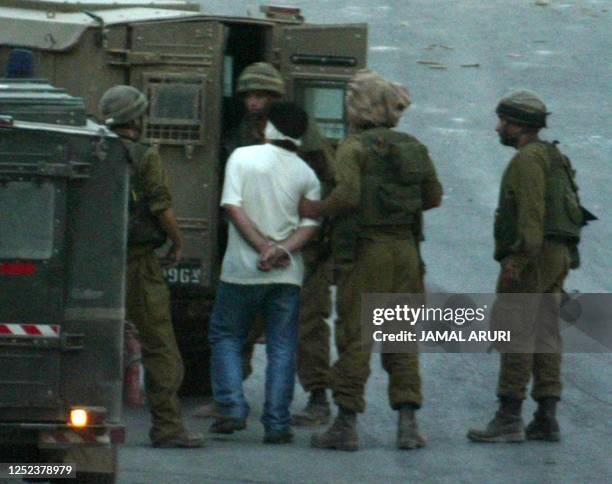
top-left (121, 139), bottom-right (154, 175)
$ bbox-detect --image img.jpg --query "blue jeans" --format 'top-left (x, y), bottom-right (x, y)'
top-left (209, 281), bottom-right (301, 433)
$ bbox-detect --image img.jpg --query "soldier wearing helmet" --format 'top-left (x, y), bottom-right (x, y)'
top-left (467, 90), bottom-right (587, 444)
top-left (195, 62), bottom-right (337, 427)
top-left (225, 62), bottom-right (286, 152)
top-left (99, 85), bottom-right (203, 448)
top-left (301, 70), bottom-right (443, 451)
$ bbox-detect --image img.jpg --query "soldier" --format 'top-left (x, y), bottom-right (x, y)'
top-left (99, 86), bottom-right (204, 448)
top-left (195, 62), bottom-right (336, 425)
top-left (300, 70), bottom-right (443, 450)
top-left (467, 91), bottom-right (585, 443)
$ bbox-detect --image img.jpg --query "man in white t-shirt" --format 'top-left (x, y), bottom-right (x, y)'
top-left (208, 102), bottom-right (321, 444)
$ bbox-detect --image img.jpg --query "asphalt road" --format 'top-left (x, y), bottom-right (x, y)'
top-left (118, 1), bottom-right (611, 482)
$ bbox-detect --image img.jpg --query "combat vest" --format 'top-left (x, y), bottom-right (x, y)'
top-left (495, 141), bottom-right (585, 264)
top-left (358, 128), bottom-right (427, 230)
top-left (123, 140), bottom-right (167, 248)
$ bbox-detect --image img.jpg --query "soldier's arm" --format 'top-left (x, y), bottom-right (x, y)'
top-left (142, 148), bottom-right (173, 214)
top-left (420, 148), bottom-right (443, 210)
top-left (299, 138), bottom-right (361, 219)
top-left (505, 152), bottom-right (546, 272)
top-left (143, 148), bottom-right (185, 263)
top-left (157, 208), bottom-right (184, 263)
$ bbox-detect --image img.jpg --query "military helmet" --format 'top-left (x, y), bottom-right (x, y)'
top-left (345, 69), bottom-right (410, 128)
top-left (496, 90), bottom-right (549, 128)
top-left (99, 85), bottom-right (148, 126)
top-left (236, 62), bottom-right (285, 96)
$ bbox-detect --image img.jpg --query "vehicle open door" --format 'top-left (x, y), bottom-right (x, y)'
top-left (272, 21), bottom-right (368, 143)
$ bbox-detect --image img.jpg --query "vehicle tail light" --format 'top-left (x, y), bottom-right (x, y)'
top-left (69, 406), bottom-right (107, 428)
top-left (69, 409), bottom-right (88, 428)
top-left (0, 262), bottom-right (37, 276)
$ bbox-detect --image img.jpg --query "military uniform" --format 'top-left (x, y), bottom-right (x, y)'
top-left (326, 128), bottom-right (442, 413)
top-left (493, 141), bottom-right (575, 401)
top-left (294, 122), bottom-right (335, 395)
top-left (468, 90), bottom-right (586, 444)
top-left (100, 84), bottom-right (202, 447)
top-left (123, 139), bottom-right (186, 444)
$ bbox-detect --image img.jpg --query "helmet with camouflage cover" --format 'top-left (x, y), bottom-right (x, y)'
top-left (496, 90), bottom-right (549, 128)
top-left (236, 62), bottom-right (285, 97)
top-left (99, 85), bottom-right (148, 126)
top-left (345, 69), bottom-right (411, 128)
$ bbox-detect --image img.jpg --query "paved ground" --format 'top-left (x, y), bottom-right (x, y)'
top-left (118, 1), bottom-right (611, 482)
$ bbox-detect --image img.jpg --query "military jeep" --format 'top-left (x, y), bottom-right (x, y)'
top-left (0, 79), bottom-right (128, 482)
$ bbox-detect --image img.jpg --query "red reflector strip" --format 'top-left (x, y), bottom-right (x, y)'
top-left (23, 324), bottom-right (42, 336)
top-left (0, 324), bottom-right (60, 337)
top-left (1, 262), bottom-right (37, 276)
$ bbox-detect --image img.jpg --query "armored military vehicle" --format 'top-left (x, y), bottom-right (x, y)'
top-left (0, 80), bottom-right (129, 481)
top-left (0, 0), bottom-right (368, 395)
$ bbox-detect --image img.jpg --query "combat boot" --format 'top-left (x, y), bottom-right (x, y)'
top-left (152, 431), bottom-right (205, 448)
top-left (397, 405), bottom-right (426, 449)
top-left (292, 389), bottom-right (331, 426)
top-left (467, 397), bottom-right (525, 443)
top-left (526, 397), bottom-right (560, 441)
top-left (311, 406), bottom-right (358, 451)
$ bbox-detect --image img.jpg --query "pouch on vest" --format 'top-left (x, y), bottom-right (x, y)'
top-left (359, 129), bottom-right (425, 227)
top-left (542, 142), bottom-right (597, 269)
top-left (124, 141), bottom-right (167, 248)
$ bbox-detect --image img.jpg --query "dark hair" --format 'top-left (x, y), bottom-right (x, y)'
top-left (270, 140), bottom-right (299, 152)
top-left (267, 102), bottom-right (309, 140)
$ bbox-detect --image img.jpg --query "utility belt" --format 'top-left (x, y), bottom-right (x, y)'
top-left (358, 224), bottom-right (416, 240)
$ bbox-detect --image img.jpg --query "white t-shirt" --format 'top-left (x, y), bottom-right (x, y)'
top-left (220, 143), bottom-right (321, 286)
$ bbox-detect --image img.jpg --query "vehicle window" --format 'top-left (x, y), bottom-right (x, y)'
top-left (0, 181), bottom-right (55, 259)
top-left (152, 84), bottom-right (200, 120)
top-left (296, 81), bottom-right (347, 140)
top-left (143, 74), bottom-right (207, 145)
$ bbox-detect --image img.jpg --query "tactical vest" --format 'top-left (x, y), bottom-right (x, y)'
top-left (123, 140), bottom-right (167, 248)
top-left (358, 128), bottom-right (427, 229)
top-left (495, 141), bottom-right (584, 257)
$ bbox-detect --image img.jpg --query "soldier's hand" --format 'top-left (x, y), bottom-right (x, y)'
top-left (500, 261), bottom-right (521, 286)
top-left (166, 242), bottom-right (183, 267)
top-left (299, 197), bottom-right (320, 219)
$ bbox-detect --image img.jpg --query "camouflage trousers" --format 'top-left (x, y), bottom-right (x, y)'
top-left (495, 240), bottom-right (570, 401)
top-left (331, 236), bottom-right (423, 413)
top-left (242, 255), bottom-right (333, 392)
top-left (126, 248), bottom-right (185, 443)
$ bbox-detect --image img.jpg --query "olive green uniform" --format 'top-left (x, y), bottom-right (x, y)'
top-left (229, 118), bottom-right (336, 393)
top-left (493, 141), bottom-right (574, 401)
top-left (328, 127), bottom-right (442, 413)
top-left (123, 140), bottom-right (186, 444)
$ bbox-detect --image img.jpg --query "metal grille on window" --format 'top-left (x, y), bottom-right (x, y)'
top-left (143, 74), bottom-right (206, 145)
